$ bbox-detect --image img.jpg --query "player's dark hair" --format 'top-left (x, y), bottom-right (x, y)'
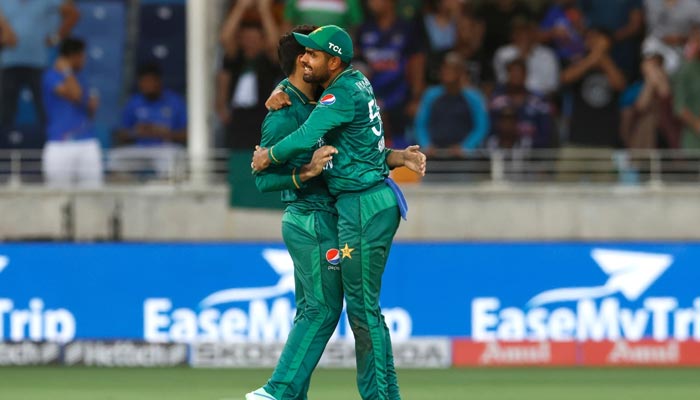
top-left (59, 37), bottom-right (86, 57)
top-left (278, 25), bottom-right (318, 77)
top-left (137, 63), bottom-right (164, 78)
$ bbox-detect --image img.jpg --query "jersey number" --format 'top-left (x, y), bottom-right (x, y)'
top-left (367, 100), bottom-right (382, 137)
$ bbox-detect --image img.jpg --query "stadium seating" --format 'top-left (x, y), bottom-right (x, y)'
top-left (73, 0), bottom-right (127, 148)
top-left (136, 2), bottom-right (187, 96)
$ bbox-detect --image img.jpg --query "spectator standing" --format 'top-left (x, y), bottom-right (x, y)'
top-left (218, 0), bottom-right (282, 208)
top-left (422, 0), bottom-right (464, 84)
top-left (673, 27), bottom-right (700, 149)
top-left (415, 52), bottom-right (489, 157)
top-left (454, 10), bottom-right (488, 88)
top-left (558, 28), bottom-right (626, 180)
top-left (642, 0), bottom-right (700, 74)
top-left (490, 58), bottom-right (553, 149)
top-left (110, 64), bottom-right (187, 180)
top-left (284, 0), bottom-right (363, 30)
top-left (539, 0), bottom-right (587, 66)
top-left (493, 18), bottom-right (560, 96)
top-left (217, 0), bottom-right (280, 150)
top-left (579, 0), bottom-right (644, 80)
top-left (41, 38), bottom-right (101, 188)
top-left (0, 0), bottom-right (79, 134)
top-left (475, 0), bottom-right (533, 84)
top-left (620, 52), bottom-right (680, 149)
top-left (355, 0), bottom-right (426, 146)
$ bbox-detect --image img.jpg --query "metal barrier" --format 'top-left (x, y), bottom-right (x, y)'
top-left (0, 148), bottom-right (231, 187)
top-left (1, 148), bottom-right (700, 188)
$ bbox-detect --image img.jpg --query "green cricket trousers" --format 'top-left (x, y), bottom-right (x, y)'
top-left (336, 183), bottom-right (401, 400)
top-left (263, 209), bottom-right (343, 400)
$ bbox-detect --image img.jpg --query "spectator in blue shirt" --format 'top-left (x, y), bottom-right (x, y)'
top-left (415, 52), bottom-right (489, 158)
top-left (539, 0), bottom-right (586, 66)
top-left (0, 0), bottom-right (79, 135)
top-left (41, 37), bottom-right (102, 188)
top-left (355, 0), bottom-right (426, 146)
top-left (110, 63), bottom-right (187, 180)
top-left (489, 58), bottom-right (553, 149)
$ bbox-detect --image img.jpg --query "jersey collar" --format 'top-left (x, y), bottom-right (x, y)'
top-left (326, 65), bottom-right (354, 89)
top-left (286, 81), bottom-right (316, 105)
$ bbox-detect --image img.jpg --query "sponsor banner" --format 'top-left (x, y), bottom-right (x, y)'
top-left (0, 342), bottom-right (61, 366)
top-left (582, 340), bottom-right (700, 366)
top-left (452, 340), bottom-right (700, 366)
top-left (191, 338), bottom-right (451, 369)
top-left (1, 243), bottom-right (700, 344)
top-left (452, 340), bottom-right (577, 366)
top-left (63, 341), bottom-right (188, 367)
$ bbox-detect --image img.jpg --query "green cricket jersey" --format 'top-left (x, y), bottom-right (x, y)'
top-left (255, 79), bottom-right (335, 214)
top-left (270, 67), bottom-right (390, 196)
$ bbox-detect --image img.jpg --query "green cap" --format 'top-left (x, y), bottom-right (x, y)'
top-left (293, 25), bottom-right (353, 63)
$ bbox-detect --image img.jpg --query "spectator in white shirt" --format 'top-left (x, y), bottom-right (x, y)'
top-left (493, 17), bottom-right (560, 96)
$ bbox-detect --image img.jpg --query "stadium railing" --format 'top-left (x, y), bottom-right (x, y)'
top-left (1, 148), bottom-right (699, 188)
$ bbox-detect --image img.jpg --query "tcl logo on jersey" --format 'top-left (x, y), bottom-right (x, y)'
top-left (320, 94), bottom-right (336, 105)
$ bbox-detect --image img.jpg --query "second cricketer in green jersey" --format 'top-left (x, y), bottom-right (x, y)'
top-left (253, 25), bottom-right (420, 400)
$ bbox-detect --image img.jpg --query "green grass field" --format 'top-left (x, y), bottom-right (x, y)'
top-left (1, 367), bottom-right (699, 400)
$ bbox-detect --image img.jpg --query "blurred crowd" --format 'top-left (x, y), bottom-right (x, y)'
top-left (218, 0), bottom-right (700, 160)
top-left (3, 0), bottom-right (700, 187)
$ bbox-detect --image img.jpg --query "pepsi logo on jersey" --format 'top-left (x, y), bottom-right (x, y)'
top-left (320, 94), bottom-right (336, 105)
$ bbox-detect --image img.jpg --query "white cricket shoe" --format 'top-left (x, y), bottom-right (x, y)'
top-left (245, 387), bottom-right (276, 400)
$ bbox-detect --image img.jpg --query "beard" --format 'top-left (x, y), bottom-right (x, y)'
top-left (302, 66), bottom-right (330, 84)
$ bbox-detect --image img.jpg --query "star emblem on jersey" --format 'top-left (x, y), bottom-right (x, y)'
top-left (341, 243), bottom-right (354, 259)
top-left (320, 94), bottom-right (336, 105)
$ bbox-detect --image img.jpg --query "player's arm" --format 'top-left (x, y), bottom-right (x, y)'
top-left (385, 145), bottom-right (426, 176)
top-left (254, 87), bottom-right (354, 170)
top-left (255, 146), bottom-right (337, 192)
top-left (254, 112), bottom-right (335, 191)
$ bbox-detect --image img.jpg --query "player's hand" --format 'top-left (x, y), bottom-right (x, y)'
top-left (251, 145), bottom-right (272, 172)
top-left (300, 145), bottom-right (337, 181)
top-left (402, 145), bottom-right (426, 176)
top-left (265, 90), bottom-right (291, 111)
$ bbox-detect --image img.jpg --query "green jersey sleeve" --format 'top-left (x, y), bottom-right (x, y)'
top-left (270, 86), bottom-right (355, 164)
top-left (254, 165), bottom-right (306, 192)
top-left (255, 109), bottom-right (307, 192)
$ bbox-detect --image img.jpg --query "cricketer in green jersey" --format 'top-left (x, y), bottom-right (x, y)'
top-left (252, 25), bottom-right (421, 400)
top-left (247, 26), bottom-right (426, 400)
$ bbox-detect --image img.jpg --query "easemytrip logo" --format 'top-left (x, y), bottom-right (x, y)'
top-left (144, 249), bottom-right (412, 343)
top-left (472, 249), bottom-right (700, 342)
top-left (0, 255), bottom-right (76, 342)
